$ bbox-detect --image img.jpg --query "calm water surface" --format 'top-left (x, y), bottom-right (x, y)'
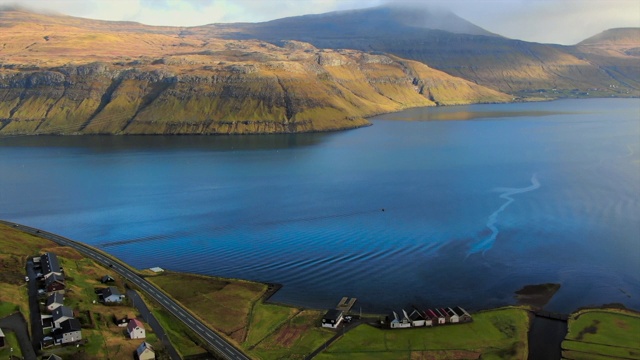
top-left (1, 98), bottom-right (639, 313)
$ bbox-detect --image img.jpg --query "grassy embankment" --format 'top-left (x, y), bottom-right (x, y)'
top-left (313, 307), bottom-right (530, 360)
top-left (562, 308), bottom-right (640, 360)
top-left (148, 272), bottom-right (336, 359)
top-left (0, 223), bottom-right (207, 359)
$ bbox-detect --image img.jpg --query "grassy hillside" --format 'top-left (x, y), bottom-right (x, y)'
top-left (0, 9), bottom-right (510, 136)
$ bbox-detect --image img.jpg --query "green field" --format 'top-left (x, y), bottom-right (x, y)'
top-left (562, 309), bottom-right (640, 360)
top-left (316, 307), bottom-right (530, 360)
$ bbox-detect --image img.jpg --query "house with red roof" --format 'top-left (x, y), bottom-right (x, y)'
top-left (127, 318), bottom-right (145, 339)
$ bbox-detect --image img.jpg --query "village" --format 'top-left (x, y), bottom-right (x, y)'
top-left (21, 252), bottom-right (157, 360)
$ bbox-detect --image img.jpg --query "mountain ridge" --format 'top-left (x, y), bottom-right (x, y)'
top-left (0, 9), bottom-right (510, 135)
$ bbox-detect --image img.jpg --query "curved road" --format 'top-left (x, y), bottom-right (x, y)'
top-left (1, 220), bottom-right (250, 360)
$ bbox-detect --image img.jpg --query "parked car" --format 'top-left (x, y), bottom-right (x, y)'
top-left (25, 276), bottom-right (29, 282)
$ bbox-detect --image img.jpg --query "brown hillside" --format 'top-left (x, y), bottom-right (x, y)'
top-left (0, 9), bottom-right (510, 135)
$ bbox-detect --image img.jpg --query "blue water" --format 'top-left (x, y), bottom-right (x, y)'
top-left (1, 98), bottom-right (639, 313)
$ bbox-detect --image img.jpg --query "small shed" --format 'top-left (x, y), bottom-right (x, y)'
top-left (321, 309), bottom-right (344, 329)
top-left (127, 319), bottom-right (146, 339)
top-left (137, 341), bottom-right (156, 360)
top-left (101, 275), bottom-right (115, 283)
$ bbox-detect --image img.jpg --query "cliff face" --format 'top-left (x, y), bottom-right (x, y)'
top-left (0, 9), bottom-right (511, 135)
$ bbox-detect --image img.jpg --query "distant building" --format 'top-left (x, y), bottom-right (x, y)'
top-left (136, 341), bottom-right (156, 360)
top-left (101, 286), bottom-right (125, 304)
top-left (321, 309), bottom-right (344, 329)
top-left (53, 318), bottom-right (82, 344)
top-left (46, 292), bottom-right (64, 312)
top-left (0, 327), bottom-right (5, 347)
top-left (127, 319), bottom-right (145, 339)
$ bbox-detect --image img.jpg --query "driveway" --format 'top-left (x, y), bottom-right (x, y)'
top-left (127, 289), bottom-right (181, 360)
top-left (0, 312), bottom-right (37, 360)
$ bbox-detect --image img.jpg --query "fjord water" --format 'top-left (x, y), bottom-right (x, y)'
top-left (1, 98), bottom-right (639, 313)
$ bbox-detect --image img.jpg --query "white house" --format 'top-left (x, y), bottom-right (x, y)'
top-left (101, 286), bottom-right (125, 304)
top-left (409, 309), bottom-right (426, 327)
top-left (389, 311), bottom-right (411, 328)
top-left (127, 319), bottom-right (145, 339)
top-left (321, 309), bottom-right (344, 329)
top-left (447, 307), bottom-right (459, 323)
top-left (136, 341), bottom-right (156, 360)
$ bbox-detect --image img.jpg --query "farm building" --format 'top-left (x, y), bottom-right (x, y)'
top-left (321, 309), bottom-right (344, 329)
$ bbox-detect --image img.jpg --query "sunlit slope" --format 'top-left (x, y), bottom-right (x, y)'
top-left (0, 9), bottom-right (510, 135)
top-left (210, 6), bottom-right (640, 98)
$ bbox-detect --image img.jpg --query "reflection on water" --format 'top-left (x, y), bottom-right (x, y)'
top-left (1, 99), bottom-right (639, 313)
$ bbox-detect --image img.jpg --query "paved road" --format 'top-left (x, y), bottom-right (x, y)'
top-left (1, 220), bottom-right (250, 360)
top-left (0, 313), bottom-right (37, 360)
top-left (25, 259), bottom-right (43, 353)
top-left (127, 289), bottom-right (181, 360)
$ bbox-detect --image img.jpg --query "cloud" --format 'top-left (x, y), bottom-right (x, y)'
top-left (1, 0), bottom-right (638, 44)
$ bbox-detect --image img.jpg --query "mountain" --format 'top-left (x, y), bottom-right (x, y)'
top-left (0, 9), bottom-right (510, 135)
top-left (209, 5), bottom-right (640, 98)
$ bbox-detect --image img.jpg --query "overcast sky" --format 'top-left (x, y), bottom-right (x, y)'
top-left (4, 0), bottom-right (639, 45)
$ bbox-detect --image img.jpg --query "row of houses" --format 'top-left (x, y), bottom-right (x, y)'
top-left (388, 306), bottom-right (472, 329)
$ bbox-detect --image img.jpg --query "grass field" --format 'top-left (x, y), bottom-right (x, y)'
top-left (315, 307), bottom-right (530, 360)
top-left (562, 309), bottom-right (640, 360)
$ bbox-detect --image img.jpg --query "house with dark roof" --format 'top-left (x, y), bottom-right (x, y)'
top-left (0, 327), bottom-right (5, 347)
top-left (446, 307), bottom-right (459, 323)
top-left (409, 309), bottom-right (426, 327)
top-left (44, 273), bottom-right (65, 295)
top-left (101, 286), bottom-right (125, 304)
top-left (46, 292), bottom-right (64, 312)
top-left (431, 308), bottom-right (446, 325)
top-left (41, 252), bottom-right (62, 279)
top-left (52, 306), bottom-right (74, 328)
top-left (127, 319), bottom-right (145, 339)
top-left (321, 309), bottom-right (344, 329)
top-left (452, 306), bottom-right (473, 323)
top-left (53, 318), bottom-right (82, 344)
top-left (137, 341), bottom-right (156, 360)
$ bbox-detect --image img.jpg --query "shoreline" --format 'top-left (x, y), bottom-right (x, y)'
top-left (3, 219), bottom-right (638, 317)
